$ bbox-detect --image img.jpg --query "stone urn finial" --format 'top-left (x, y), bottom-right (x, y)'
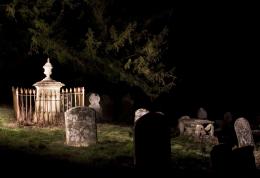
top-left (43, 58), bottom-right (53, 80)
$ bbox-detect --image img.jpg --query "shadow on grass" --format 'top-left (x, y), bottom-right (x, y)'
top-left (0, 140), bottom-right (135, 177)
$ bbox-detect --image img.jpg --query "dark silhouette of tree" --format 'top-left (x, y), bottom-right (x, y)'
top-left (0, 0), bottom-right (175, 99)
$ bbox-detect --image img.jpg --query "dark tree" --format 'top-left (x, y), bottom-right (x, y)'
top-left (0, 0), bottom-right (176, 100)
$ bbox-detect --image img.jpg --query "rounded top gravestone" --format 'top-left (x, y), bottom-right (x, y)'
top-left (89, 93), bottom-right (101, 106)
top-left (88, 93), bottom-right (102, 121)
top-left (234, 117), bottom-right (255, 148)
top-left (134, 112), bottom-right (171, 169)
top-left (134, 108), bottom-right (149, 122)
top-left (65, 106), bottom-right (97, 147)
top-left (197, 107), bottom-right (207, 119)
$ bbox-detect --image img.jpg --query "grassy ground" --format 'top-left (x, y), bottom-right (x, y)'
top-left (0, 106), bottom-right (215, 171)
top-left (0, 106), bottom-right (134, 169)
top-left (0, 106), bottom-right (224, 176)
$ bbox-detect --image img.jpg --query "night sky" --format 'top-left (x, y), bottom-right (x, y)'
top-left (165, 1), bottom-right (260, 120)
top-left (1, 1), bottom-right (259, 121)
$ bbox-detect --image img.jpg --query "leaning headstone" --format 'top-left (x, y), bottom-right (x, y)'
top-left (134, 108), bottom-right (149, 122)
top-left (134, 112), bottom-right (171, 169)
top-left (197, 107), bottom-right (207, 119)
top-left (88, 93), bottom-right (102, 121)
top-left (234, 117), bottom-right (255, 148)
top-left (65, 106), bottom-right (97, 147)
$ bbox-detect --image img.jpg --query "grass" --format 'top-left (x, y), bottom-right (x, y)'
top-left (0, 105), bottom-right (216, 172)
top-left (0, 106), bottom-right (134, 168)
top-left (171, 136), bottom-right (215, 172)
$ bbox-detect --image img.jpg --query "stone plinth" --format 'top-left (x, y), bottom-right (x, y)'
top-left (33, 58), bottom-right (64, 113)
top-left (180, 118), bottom-right (214, 136)
top-left (33, 79), bottom-right (64, 112)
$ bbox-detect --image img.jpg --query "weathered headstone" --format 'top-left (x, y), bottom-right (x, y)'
top-left (234, 117), bottom-right (255, 148)
top-left (134, 108), bottom-right (149, 122)
top-left (65, 106), bottom-right (97, 147)
top-left (134, 112), bottom-right (171, 169)
top-left (197, 107), bottom-right (207, 119)
top-left (88, 93), bottom-right (102, 121)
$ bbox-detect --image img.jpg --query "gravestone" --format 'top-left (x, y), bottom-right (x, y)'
top-left (178, 116), bottom-right (190, 135)
top-left (234, 117), bottom-right (255, 148)
top-left (197, 107), bottom-right (207, 119)
top-left (134, 108), bottom-right (149, 122)
top-left (232, 146), bottom-right (256, 172)
top-left (88, 93), bottom-right (102, 121)
top-left (134, 112), bottom-right (171, 169)
top-left (65, 106), bottom-right (97, 147)
top-left (211, 144), bottom-right (256, 173)
top-left (210, 143), bottom-right (233, 172)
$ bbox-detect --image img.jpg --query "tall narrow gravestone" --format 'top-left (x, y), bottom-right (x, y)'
top-left (134, 112), bottom-right (171, 169)
top-left (65, 107), bottom-right (97, 147)
top-left (234, 117), bottom-right (255, 148)
top-left (233, 117), bottom-right (256, 172)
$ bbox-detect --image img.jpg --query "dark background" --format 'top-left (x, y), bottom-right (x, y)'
top-left (1, 1), bottom-right (259, 121)
top-left (166, 1), bottom-right (260, 120)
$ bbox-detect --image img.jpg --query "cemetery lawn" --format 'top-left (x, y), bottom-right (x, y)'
top-left (0, 106), bottom-right (134, 169)
top-left (1, 105), bottom-right (259, 175)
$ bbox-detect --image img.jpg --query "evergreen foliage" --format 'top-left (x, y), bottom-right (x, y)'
top-left (0, 0), bottom-right (175, 99)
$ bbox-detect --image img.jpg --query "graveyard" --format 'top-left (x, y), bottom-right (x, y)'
top-left (1, 59), bottom-right (260, 176)
top-left (1, 105), bottom-right (260, 177)
top-left (0, 106), bottom-right (216, 174)
top-left (1, 0), bottom-right (260, 177)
